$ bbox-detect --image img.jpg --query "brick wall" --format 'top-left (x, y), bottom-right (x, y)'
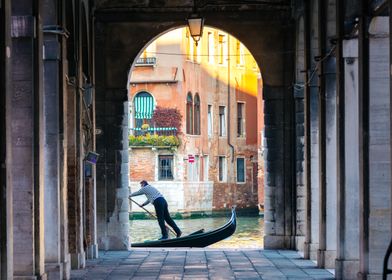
top-left (129, 148), bottom-right (156, 182)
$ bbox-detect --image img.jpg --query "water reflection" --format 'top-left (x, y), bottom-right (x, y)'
top-left (129, 216), bottom-right (264, 248)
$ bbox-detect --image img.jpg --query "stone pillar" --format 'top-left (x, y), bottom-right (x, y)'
top-left (96, 89), bottom-right (130, 250)
top-left (42, 0), bottom-right (63, 277)
top-left (308, 0), bottom-right (320, 260)
top-left (86, 18), bottom-right (98, 261)
top-left (1, 1), bottom-right (13, 279)
top-left (10, 4), bottom-right (46, 279)
top-left (95, 21), bottom-right (130, 250)
top-left (263, 86), bottom-right (295, 249)
top-left (366, 16), bottom-right (391, 279)
top-left (66, 79), bottom-right (85, 269)
top-left (323, 1), bottom-right (337, 267)
top-left (324, 55), bottom-right (337, 269)
top-left (294, 15), bottom-right (306, 253)
top-left (335, 38), bottom-right (360, 279)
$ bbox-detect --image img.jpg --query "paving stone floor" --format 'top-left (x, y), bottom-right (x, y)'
top-left (70, 249), bottom-right (335, 280)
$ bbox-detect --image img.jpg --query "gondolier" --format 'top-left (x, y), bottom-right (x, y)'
top-left (129, 180), bottom-right (182, 240)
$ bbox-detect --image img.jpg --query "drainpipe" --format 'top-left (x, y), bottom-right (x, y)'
top-left (227, 35), bottom-right (235, 163)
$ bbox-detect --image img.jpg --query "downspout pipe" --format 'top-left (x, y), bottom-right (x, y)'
top-left (227, 36), bottom-right (235, 162)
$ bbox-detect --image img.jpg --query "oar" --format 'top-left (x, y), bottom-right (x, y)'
top-left (129, 197), bottom-right (176, 236)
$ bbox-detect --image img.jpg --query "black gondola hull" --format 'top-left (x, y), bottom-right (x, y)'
top-left (131, 208), bottom-right (237, 248)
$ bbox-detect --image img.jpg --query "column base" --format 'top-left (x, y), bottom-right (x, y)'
top-left (304, 243), bottom-right (319, 260)
top-left (335, 259), bottom-right (359, 279)
top-left (324, 250), bottom-right (336, 269)
top-left (98, 235), bottom-right (129, 250)
top-left (87, 243), bottom-right (99, 259)
top-left (317, 249), bottom-right (325, 268)
top-left (295, 236), bottom-right (305, 252)
top-left (14, 273), bottom-right (47, 280)
top-left (62, 258), bottom-right (71, 280)
top-left (264, 235), bottom-right (295, 249)
top-left (45, 262), bottom-right (63, 279)
top-left (70, 251), bottom-right (86, 270)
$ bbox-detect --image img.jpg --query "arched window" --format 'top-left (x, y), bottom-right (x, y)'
top-left (186, 92), bottom-right (193, 134)
top-left (133, 91), bottom-right (155, 129)
top-left (194, 94), bottom-right (200, 135)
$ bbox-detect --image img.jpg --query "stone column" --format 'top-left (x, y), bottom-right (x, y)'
top-left (96, 89), bottom-right (130, 250)
top-left (10, 4), bottom-right (46, 279)
top-left (294, 15), bottom-right (306, 253)
top-left (323, 1), bottom-right (337, 267)
top-left (1, 1), bottom-right (13, 279)
top-left (308, 0), bottom-right (320, 260)
top-left (263, 86), bottom-right (295, 249)
top-left (324, 54), bottom-right (337, 268)
top-left (335, 38), bottom-right (360, 279)
top-left (95, 21), bottom-right (130, 250)
top-left (366, 16), bottom-right (391, 278)
top-left (42, 0), bottom-right (63, 277)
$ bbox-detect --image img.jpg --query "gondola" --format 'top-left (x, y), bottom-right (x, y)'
top-left (131, 207), bottom-right (236, 248)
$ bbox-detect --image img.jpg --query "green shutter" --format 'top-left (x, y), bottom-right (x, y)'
top-left (134, 92), bottom-right (155, 119)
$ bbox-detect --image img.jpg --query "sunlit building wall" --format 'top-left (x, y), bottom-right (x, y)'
top-left (128, 27), bottom-right (264, 214)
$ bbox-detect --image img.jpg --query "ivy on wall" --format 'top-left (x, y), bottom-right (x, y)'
top-left (152, 106), bottom-right (182, 134)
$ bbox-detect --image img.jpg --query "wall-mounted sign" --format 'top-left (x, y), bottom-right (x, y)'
top-left (85, 151), bottom-right (100, 165)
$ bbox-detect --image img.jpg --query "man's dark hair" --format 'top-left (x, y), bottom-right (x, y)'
top-left (140, 180), bottom-right (148, 186)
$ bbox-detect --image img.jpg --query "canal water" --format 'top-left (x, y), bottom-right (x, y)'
top-left (129, 216), bottom-right (264, 248)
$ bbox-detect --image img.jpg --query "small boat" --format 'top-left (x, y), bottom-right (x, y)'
top-left (131, 207), bottom-right (237, 248)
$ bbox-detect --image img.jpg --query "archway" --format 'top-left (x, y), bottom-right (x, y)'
top-left (94, 8), bottom-right (296, 250)
top-left (127, 26), bottom-right (264, 247)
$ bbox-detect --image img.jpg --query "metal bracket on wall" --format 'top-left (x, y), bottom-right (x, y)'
top-left (43, 25), bottom-right (69, 38)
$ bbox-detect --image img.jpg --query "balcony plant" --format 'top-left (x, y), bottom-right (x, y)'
top-left (129, 133), bottom-right (180, 149)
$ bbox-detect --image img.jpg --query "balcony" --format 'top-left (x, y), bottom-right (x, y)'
top-left (135, 57), bottom-right (156, 66)
top-left (130, 127), bottom-right (177, 136)
top-left (129, 127), bottom-right (180, 149)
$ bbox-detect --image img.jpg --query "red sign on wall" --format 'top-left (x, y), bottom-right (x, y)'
top-left (188, 155), bottom-right (195, 163)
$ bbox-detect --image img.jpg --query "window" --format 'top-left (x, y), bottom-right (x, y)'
top-left (218, 156), bottom-right (227, 182)
top-left (237, 102), bottom-right (245, 137)
top-left (219, 106), bottom-right (226, 137)
top-left (207, 105), bottom-right (213, 137)
top-left (203, 155), bottom-right (209, 181)
top-left (133, 92), bottom-right (155, 134)
top-left (195, 40), bottom-right (201, 63)
top-left (194, 94), bottom-right (200, 135)
top-left (186, 30), bottom-right (192, 60)
top-left (208, 32), bottom-right (214, 63)
top-left (136, 42), bottom-right (157, 66)
top-left (159, 155), bottom-right (174, 180)
top-left (218, 34), bottom-right (225, 64)
top-left (186, 92), bottom-right (193, 134)
top-left (236, 157), bottom-right (245, 183)
top-left (236, 41), bottom-right (245, 66)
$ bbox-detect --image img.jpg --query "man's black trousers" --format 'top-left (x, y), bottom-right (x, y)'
top-left (153, 197), bottom-right (181, 238)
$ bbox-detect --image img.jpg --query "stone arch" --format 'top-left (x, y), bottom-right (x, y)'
top-left (95, 13), bottom-right (296, 249)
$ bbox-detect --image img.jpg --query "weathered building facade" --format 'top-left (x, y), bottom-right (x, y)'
top-left (1, 0), bottom-right (392, 279)
top-left (128, 27), bottom-right (262, 214)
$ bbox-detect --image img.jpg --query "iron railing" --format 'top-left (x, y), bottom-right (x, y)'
top-left (129, 127), bottom-right (177, 136)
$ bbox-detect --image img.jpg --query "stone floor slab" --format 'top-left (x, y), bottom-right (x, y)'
top-left (70, 249), bottom-right (335, 280)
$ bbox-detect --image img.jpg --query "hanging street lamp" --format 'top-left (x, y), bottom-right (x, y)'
top-left (187, 15), bottom-right (204, 46)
